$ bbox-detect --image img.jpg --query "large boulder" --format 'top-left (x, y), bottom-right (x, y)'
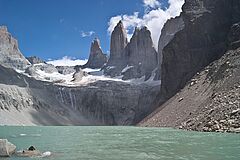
top-left (0, 26), bottom-right (30, 70)
top-left (0, 139), bottom-right (16, 157)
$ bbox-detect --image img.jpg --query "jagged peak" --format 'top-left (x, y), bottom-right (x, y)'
top-left (92, 37), bottom-right (101, 47)
top-left (131, 26), bottom-right (152, 41)
top-left (113, 20), bottom-right (127, 35)
top-left (0, 26), bottom-right (8, 32)
top-left (116, 20), bottom-right (123, 27)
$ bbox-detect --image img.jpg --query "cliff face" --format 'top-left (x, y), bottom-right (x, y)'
top-left (83, 38), bottom-right (107, 69)
top-left (0, 26), bottom-right (30, 69)
top-left (0, 65), bottom-right (159, 125)
top-left (108, 21), bottom-right (128, 66)
top-left (155, 16), bottom-right (184, 80)
top-left (160, 0), bottom-right (240, 103)
top-left (105, 21), bottom-right (158, 80)
top-left (139, 46), bottom-right (240, 133)
top-left (139, 0), bottom-right (240, 133)
top-left (0, 25), bottom-right (161, 126)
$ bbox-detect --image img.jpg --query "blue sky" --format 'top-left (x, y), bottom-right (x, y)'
top-left (0, 0), bottom-right (182, 61)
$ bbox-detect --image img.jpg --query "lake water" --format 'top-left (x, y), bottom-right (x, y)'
top-left (0, 126), bottom-right (239, 160)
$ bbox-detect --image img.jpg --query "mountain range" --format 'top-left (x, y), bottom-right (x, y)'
top-left (0, 0), bottom-right (239, 133)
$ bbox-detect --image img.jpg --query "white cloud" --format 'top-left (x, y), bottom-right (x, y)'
top-left (47, 56), bottom-right (88, 66)
top-left (143, 0), bottom-right (160, 8)
top-left (108, 0), bottom-right (184, 49)
top-left (81, 31), bottom-right (95, 37)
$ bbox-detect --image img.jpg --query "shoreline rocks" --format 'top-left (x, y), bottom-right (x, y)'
top-left (0, 139), bottom-right (16, 157)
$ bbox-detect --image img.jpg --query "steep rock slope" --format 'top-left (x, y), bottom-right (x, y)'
top-left (83, 38), bottom-right (107, 69)
top-left (160, 0), bottom-right (240, 103)
top-left (104, 21), bottom-right (158, 80)
top-left (0, 65), bottom-right (159, 126)
top-left (0, 26), bottom-right (30, 69)
top-left (139, 0), bottom-right (240, 133)
top-left (155, 16), bottom-right (184, 80)
top-left (139, 47), bottom-right (240, 133)
top-left (123, 27), bottom-right (158, 80)
top-left (107, 21), bottom-right (128, 66)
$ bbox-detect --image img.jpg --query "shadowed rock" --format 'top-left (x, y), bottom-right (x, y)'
top-left (159, 0), bottom-right (240, 103)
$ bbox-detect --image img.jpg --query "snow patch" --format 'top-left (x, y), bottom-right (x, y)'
top-left (121, 65), bottom-right (134, 73)
top-left (35, 69), bottom-right (75, 84)
top-left (82, 68), bottom-right (101, 73)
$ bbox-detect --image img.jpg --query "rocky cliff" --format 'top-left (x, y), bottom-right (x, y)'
top-left (104, 21), bottom-right (158, 80)
top-left (139, 0), bottom-right (240, 133)
top-left (0, 25), bottom-right (160, 126)
top-left (107, 21), bottom-right (128, 66)
top-left (155, 16), bottom-right (184, 80)
top-left (0, 26), bottom-right (30, 69)
top-left (123, 27), bottom-right (158, 80)
top-left (0, 65), bottom-right (159, 125)
top-left (159, 0), bottom-right (240, 103)
top-left (139, 46), bottom-right (240, 133)
top-left (83, 38), bottom-right (107, 69)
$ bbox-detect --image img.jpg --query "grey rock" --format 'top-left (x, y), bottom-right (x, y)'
top-left (27, 56), bottom-right (46, 64)
top-left (105, 23), bottom-right (158, 80)
top-left (155, 16), bottom-right (184, 80)
top-left (159, 0), bottom-right (240, 103)
top-left (0, 26), bottom-right (30, 70)
top-left (108, 21), bottom-right (128, 66)
top-left (0, 139), bottom-right (16, 157)
top-left (25, 63), bottom-right (58, 77)
top-left (56, 66), bottom-right (76, 75)
top-left (228, 22), bottom-right (240, 50)
top-left (83, 38), bottom-right (107, 69)
top-left (72, 69), bottom-right (88, 82)
top-left (123, 27), bottom-right (158, 80)
top-left (0, 64), bottom-right (160, 125)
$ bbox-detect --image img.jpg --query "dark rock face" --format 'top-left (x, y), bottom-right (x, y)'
top-left (159, 0), bottom-right (240, 103)
top-left (83, 38), bottom-right (107, 69)
top-left (0, 26), bottom-right (30, 69)
top-left (154, 16), bottom-right (184, 80)
top-left (139, 47), bottom-right (240, 133)
top-left (228, 22), bottom-right (240, 49)
top-left (27, 56), bottom-right (46, 64)
top-left (54, 81), bottom-right (159, 125)
top-left (123, 27), bottom-right (158, 80)
top-left (105, 21), bottom-right (158, 80)
top-left (108, 21), bottom-right (128, 66)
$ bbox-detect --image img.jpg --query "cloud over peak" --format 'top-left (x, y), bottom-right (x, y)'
top-left (108, 0), bottom-right (184, 49)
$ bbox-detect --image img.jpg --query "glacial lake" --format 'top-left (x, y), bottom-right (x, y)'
top-left (0, 126), bottom-right (239, 160)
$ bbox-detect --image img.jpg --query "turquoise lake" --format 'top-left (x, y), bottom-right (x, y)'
top-left (0, 126), bottom-right (239, 160)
